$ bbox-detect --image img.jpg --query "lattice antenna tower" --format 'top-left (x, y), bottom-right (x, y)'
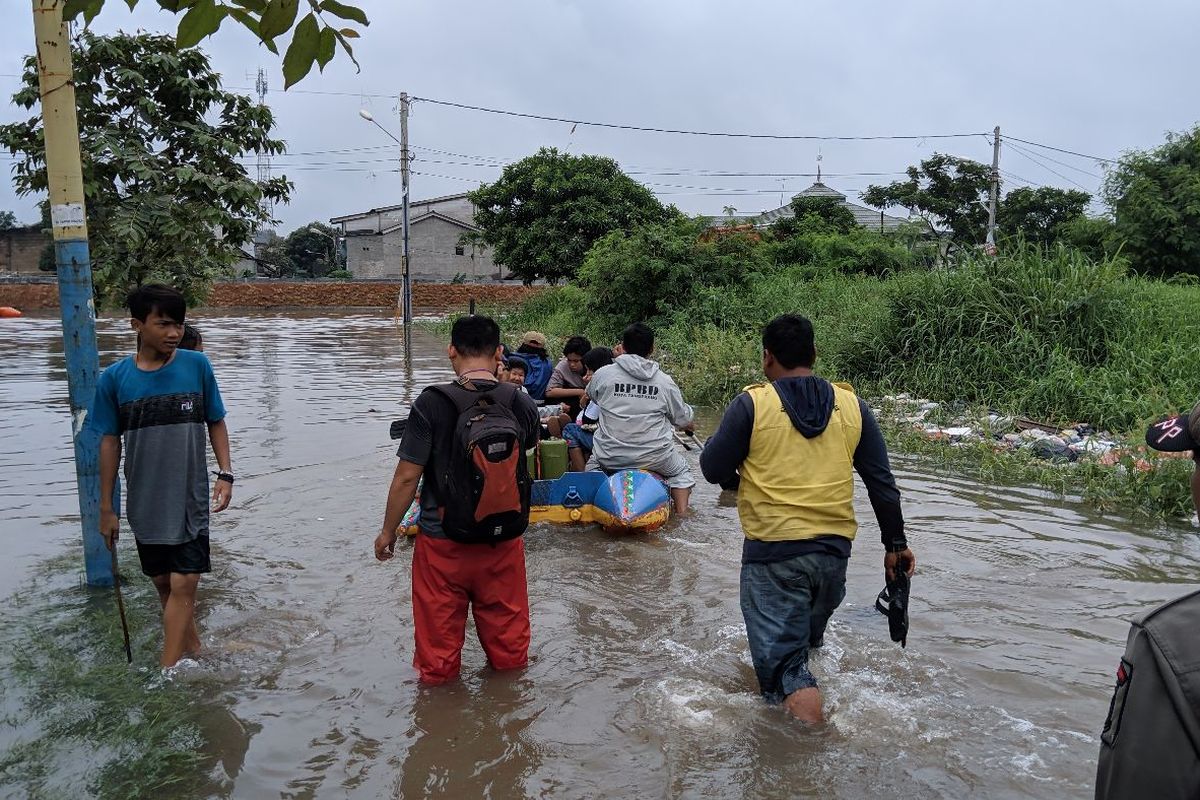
top-left (254, 67), bottom-right (275, 225)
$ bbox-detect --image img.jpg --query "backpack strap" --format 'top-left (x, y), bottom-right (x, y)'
top-left (427, 379), bottom-right (518, 415)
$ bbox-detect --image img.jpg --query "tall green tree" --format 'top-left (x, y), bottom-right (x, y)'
top-left (61, 0), bottom-right (370, 89)
top-left (997, 186), bottom-right (1091, 247)
top-left (283, 221), bottom-right (340, 277)
top-left (0, 210), bottom-right (18, 230)
top-left (1103, 126), bottom-right (1200, 278)
top-left (863, 154), bottom-right (993, 247)
top-left (0, 32), bottom-right (292, 304)
top-left (468, 147), bottom-right (675, 284)
top-left (772, 195), bottom-right (858, 237)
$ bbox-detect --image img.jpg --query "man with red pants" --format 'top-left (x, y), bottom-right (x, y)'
top-left (374, 315), bottom-right (541, 683)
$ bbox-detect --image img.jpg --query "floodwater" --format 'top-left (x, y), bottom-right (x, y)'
top-left (2, 310), bottom-right (1199, 799)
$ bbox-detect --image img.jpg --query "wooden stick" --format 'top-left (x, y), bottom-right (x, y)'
top-left (110, 546), bottom-right (132, 664)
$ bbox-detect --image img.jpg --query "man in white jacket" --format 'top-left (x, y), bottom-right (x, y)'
top-left (586, 322), bottom-right (697, 514)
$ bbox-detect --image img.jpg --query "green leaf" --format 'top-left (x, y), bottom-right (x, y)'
top-left (315, 27), bottom-right (336, 70)
top-left (318, 0), bottom-right (368, 26)
top-left (258, 0), bottom-right (299, 42)
top-left (176, 0), bottom-right (227, 48)
top-left (281, 12), bottom-right (319, 89)
top-left (230, 0), bottom-right (267, 10)
top-left (338, 27), bottom-right (359, 38)
top-left (64, 0), bottom-right (103, 21)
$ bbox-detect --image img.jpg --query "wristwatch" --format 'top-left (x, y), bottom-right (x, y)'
top-left (212, 470), bottom-right (235, 485)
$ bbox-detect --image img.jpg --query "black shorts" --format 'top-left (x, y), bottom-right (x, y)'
top-left (135, 535), bottom-right (211, 577)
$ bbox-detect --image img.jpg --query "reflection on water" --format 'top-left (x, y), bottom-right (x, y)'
top-left (2, 310), bottom-right (1199, 799)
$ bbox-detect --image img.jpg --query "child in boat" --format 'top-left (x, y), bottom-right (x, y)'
top-left (563, 347), bottom-right (614, 471)
top-left (515, 331), bottom-right (554, 402)
top-left (545, 335), bottom-right (591, 420)
top-left (503, 356), bottom-right (529, 391)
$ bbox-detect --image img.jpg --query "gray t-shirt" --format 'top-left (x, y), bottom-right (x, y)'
top-left (89, 350), bottom-right (226, 545)
top-left (547, 358), bottom-right (586, 391)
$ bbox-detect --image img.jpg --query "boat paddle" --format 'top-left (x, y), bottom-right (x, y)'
top-left (110, 544), bottom-right (133, 664)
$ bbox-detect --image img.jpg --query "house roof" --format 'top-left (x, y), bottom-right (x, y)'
top-left (329, 192), bottom-right (473, 224)
top-left (754, 181), bottom-right (909, 231)
top-left (374, 209), bottom-right (481, 236)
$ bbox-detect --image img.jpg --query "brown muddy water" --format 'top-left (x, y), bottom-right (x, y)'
top-left (2, 310), bottom-right (1199, 799)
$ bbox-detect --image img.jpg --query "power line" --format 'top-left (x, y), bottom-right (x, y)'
top-left (1005, 140), bottom-right (1094, 192)
top-left (410, 95), bottom-right (989, 142)
top-left (1005, 139), bottom-right (1104, 179)
top-left (1006, 135), bottom-right (1118, 165)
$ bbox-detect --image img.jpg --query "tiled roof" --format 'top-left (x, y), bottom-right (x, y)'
top-left (720, 181), bottom-right (909, 232)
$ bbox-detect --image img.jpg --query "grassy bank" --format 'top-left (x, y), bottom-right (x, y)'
top-left (483, 245), bottom-right (1200, 519)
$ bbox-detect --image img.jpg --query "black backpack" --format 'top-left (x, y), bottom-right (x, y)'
top-left (426, 378), bottom-right (531, 544)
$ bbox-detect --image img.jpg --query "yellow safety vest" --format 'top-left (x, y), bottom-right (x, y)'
top-left (737, 380), bottom-right (862, 542)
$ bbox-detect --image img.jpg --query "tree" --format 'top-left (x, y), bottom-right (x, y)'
top-left (772, 195), bottom-right (858, 237)
top-left (577, 215), bottom-right (766, 324)
top-left (1103, 126), bottom-right (1200, 278)
top-left (863, 154), bottom-right (992, 246)
top-left (468, 147), bottom-right (675, 284)
top-left (0, 32), bottom-right (292, 305)
top-left (283, 222), bottom-right (339, 277)
top-left (997, 186), bottom-right (1091, 248)
top-left (61, 0), bottom-right (370, 89)
top-left (0, 211), bottom-right (18, 230)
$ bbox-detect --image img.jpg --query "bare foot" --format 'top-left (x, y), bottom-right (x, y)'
top-left (783, 687), bottom-right (825, 724)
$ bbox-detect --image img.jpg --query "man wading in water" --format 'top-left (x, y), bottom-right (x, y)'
top-left (1095, 401), bottom-right (1200, 799)
top-left (374, 315), bottom-right (540, 683)
top-left (91, 285), bottom-right (232, 668)
top-left (700, 314), bottom-right (915, 723)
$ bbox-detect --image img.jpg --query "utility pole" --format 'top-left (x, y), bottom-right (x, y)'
top-left (986, 125), bottom-right (1001, 253)
top-left (32, 0), bottom-right (110, 584)
top-left (399, 92), bottom-right (412, 363)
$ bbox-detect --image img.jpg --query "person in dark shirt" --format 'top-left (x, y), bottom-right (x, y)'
top-left (700, 314), bottom-right (915, 723)
top-left (1094, 401), bottom-right (1200, 799)
top-left (374, 315), bottom-right (541, 684)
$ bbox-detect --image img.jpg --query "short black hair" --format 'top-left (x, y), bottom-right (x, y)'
top-left (451, 314), bottom-right (501, 358)
top-left (127, 284), bottom-right (186, 324)
top-left (762, 314), bottom-right (816, 369)
top-left (621, 322), bottom-right (654, 357)
top-left (582, 346), bottom-right (614, 373)
top-left (179, 324), bottom-right (203, 350)
top-left (506, 356), bottom-right (528, 376)
top-left (563, 335), bottom-right (592, 358)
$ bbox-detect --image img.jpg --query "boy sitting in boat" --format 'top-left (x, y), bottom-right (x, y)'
top-left (585, 323), bottom-right (696, 514)
top-left (563, 346), bottom-right (614, 471)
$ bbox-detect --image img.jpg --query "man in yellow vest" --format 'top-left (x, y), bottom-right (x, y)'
top-left (700, 314), bottom-right (915, 723)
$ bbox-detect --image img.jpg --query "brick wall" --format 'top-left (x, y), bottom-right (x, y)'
top-left (0, 280), bottom-right (542, 310)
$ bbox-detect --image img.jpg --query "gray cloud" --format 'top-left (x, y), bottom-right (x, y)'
top-left (2, 0), bottom-right (1198, 233)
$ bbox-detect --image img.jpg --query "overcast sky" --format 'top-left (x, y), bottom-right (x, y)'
top-left (3, 0), bottom-right (1198, 232)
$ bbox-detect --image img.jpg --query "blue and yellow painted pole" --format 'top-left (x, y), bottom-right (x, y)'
top-left (32, 0), bottom-right (110, 585)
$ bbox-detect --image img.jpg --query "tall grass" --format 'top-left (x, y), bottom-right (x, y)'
top-left (503, 244), bottom-right (1199, 433)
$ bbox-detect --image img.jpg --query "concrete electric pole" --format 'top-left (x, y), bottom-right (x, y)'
top-left (399, 92), bottom-right (412, 363)
top-left (986, 125), bottom-right (1001, 253)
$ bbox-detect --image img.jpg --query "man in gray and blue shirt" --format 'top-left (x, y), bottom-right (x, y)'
top-left (90, 284), bottom-right (233, 668)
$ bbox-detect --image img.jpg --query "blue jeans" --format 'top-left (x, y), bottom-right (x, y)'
top-left (561, 423), bottom-right (594, 453)
top-left (740, 551), bottom-right (848, 703)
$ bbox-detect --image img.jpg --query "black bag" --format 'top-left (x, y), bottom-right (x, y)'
top-left (427, 379), bottom-right (531, 544)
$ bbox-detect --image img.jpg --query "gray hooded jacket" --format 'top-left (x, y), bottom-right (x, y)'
top-left (588, 354), bottom-right (694, 467)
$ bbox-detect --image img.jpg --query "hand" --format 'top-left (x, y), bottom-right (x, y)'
top-left (212, 477), bottom-right (232, 512)
top-left (374, 529), bottom-right (398, 561)
top-left (681, 420), bottom-right (696, 433)
top-left (885, 548), bottom-right (916, 581)
top-left (100, 509), bottom-right (119, 550)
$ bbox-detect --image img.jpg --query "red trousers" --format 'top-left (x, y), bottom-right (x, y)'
top-left (411, 534), bottom-right (530, 684)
